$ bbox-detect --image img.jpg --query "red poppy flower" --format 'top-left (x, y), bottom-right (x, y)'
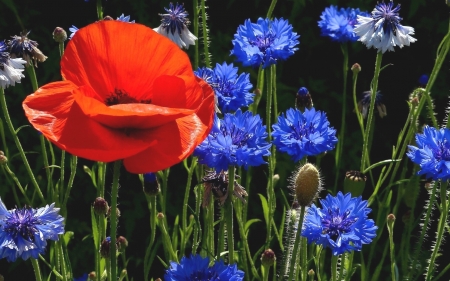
top-left (23, 21), bottom-right (215, 173)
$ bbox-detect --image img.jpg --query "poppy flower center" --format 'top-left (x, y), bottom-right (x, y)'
top-left (105, 89), bottom-right (151, 106)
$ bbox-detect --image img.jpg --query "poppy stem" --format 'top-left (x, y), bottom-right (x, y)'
top-left (288, 205), bottom-right (306, 281)
top-left (109, 160), bottom-right (121, 281)
top-left (0, 87), bottom-right (45, 204)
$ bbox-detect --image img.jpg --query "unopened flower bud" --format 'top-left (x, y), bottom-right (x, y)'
top-left (143, 172), bottom-right (160, 196)
top-left (83, 165), bottom-right (91, 173)
top-left (157, 212), bottom-right (165, 219)
top-left (0, 151), bottom-right (7, 165)
top-left (88, 272), bottom-right (96, 280)
top-left (120, 269), bottom-right (127, 279)
top-left (351, 63), bottom-right (361, 74)
top-left (295, 87), bottom-right (313, 111)
top-left (387, 214), bottom-right (396, 222)
top-left (308, 269), bottom-right (315, 276)
top-left (107, 206), bottom-right (120, 219)
top-left (100, 237), bottom-right (111, 258)
top-left (344, 170), bottom-right (366, 196)
top-left (261, 248), bottom-right (276, 267)
top-left (117, 236), bottom-right (128, 252)
top-left (293, 163), bottom-right (321, 207)
top-left (53, 27), bottom-right (67, 43)
top-left (254, 89), bottom-right (261, 96)
top-left (103, 15), bottom-right (114, 21)
top-left (93, 197), bottom-right (109, 216)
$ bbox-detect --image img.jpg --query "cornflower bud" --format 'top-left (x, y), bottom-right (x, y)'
top-left (52, 27), bottom-right (67, 43)
top-left (261, 248), bottom-right (276, 267)
top-left (93, 197), bottom-right (109, 216)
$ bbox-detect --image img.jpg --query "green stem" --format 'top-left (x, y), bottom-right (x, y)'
top-left (345, 251), bottom-right (354, 281)
top-left (31, 258), bottom-right (43, 281)
top-left (109, 161), bottom-right (121, 281)
top-left (425, 181), bottom-right (449, 281)
top-left (251, 66), bottom-right (265, 114)
top-left (58, 41), bottom-right (64, 57)
top-left (225, 166), bottom-right (235, 263)
top-left (262, 264), bottom-right (269, 281)
top-left (2, 164), bottom-right (31, 205)
top-left (158, 214), bottom-right (178, 262)
top-left (144, 195), bottom-right (157, 281)
top-left (181, 158), bottom-right (197, 257)
top-left (301, 237), bottom-right (308, 281)
top-left (331, 255), bottom-right (338, 281)
top-left (200, 0), bottom-right (211, 68)
top-left (387, 217), bottom-right (396, 281)
top-left (62, 155), bottom-right (77, 216)
top-left (352, 68), bottom-right (364, 136)
top-left (360, 52), bottom-right (383, 171)
top-left (288, 205), bottom-right (306, 281)
top-left (0, 87), bottom-right (45, 203)
top-left (96, 0), bottom-right (103, 20)
top-left (266, 0), bottom-right (278, 18)
top-left (265, 65), bottom-right (275, 246)
top-left (334, 43), bottom-right (349, 191)
top-left (409, 181), bottom-right (438, 280)
top-left (58, 240), bottom-right (68, 281)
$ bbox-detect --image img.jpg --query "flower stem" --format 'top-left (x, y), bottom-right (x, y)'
top-left (331, 255), bottom-right (338, 281)
top-left (31, 258), bottom-right (43, 281)
top-left (200, 0), bottom-right (211, 68)
top-left (425, 181), bottom-right (449, 281)
top-left (266, 0), bottom-right (278, 18)
top-left (288, 205), bottom-right (306, 281)
top-left (109, 160), bottom-right (121, 281)
top-left (0, 87), bottom-right (45, 203)
top-left (387, 217), bottom-right (396, 281)
top-left (360, 52), bottom-right (383, 171)
top-left (181, 157), bottom-right (197, 257)
top-left (144, 194), bottom-right (157, 280)
top-left (225, 166), bottom-right (235, 263)
top-left (334, 43), bottom-right (349, 191)
top-left (301, 237), bottom-right (308, 281)
top-left (251, 66), bottom-right (265, 114)
top-left (96, 0), bottom-right (103, 20)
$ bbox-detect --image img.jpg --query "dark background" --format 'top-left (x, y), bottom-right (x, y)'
top-left (1, 0), bottom-right (450, 279)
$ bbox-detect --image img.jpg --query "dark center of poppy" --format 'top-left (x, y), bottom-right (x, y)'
top-left (321, 208), bottom-right (358, 241)
top-left (4, 208), bottom-right (40, 242)
top-left (105, 88), bottom-right (151, 106)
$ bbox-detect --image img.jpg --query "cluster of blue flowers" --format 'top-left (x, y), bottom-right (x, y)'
top-left (195, 63), bottom-right (254, 113)
top-left (165, 254), bottom-right (244, 280)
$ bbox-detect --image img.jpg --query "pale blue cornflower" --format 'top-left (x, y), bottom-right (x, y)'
top-left (153, 3), bottom-right (197, 49)
top-left (0, 198), bottom-right (65, 262)
top-left (354, 1), bottom-right (416, 53)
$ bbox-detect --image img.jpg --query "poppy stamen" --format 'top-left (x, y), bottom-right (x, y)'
top-left (105, 88), bottom-right (152, 106)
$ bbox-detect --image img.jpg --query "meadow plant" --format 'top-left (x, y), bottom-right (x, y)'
top-left (2, 0), bottom-right (450, 280)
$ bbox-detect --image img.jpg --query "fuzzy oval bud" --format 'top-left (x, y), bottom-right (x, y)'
top-left (0, 151), bottom-right (7, 165)
top-left (387, 213), bottom-right (396, 222)
top-left (107, 206), bottom-right (120, 219)
top-left (117, 236), bottom-right (128, 252)
top-left (157, 212), bottom-right (165, 220)
top-left (351, 63), bottom-right (361, 74)
top-left (308, 269), bottom-right (315, 277)
top-left (261, 248), bottom-right (276, 267)
top-left (344, 170), bottom-right (366, 196)
top-left (88, 272), bottom-right (96, 280)
top-left (93, 197), bottom-right (109, 216)
top-left (53, 27), bottom-right (67, 43)
top-left (293, 163), bottom-right (321, 207)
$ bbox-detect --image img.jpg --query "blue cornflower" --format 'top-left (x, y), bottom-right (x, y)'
top-left (357, 91), bottom-right (387, 118)
top-left (69, 14), bottom-right (134, 39)
top-left (0, 198), bottom-right (65, 262)
top-left (7, 31), bottom-right (47, 66)
top-left (301, 192), bottom-right (378, 256)
top-left (0, 41), bottom-right (26, 89)
top-left (195, 63), bottom-right (253, 113)
top-left (153, 3), bottom-right (197, 49)
top-left (271, 107), bottom-right (337, 162)
top-left (231, 17), bottom-right (299, 69)
top-left (194, 109), bottom-right (271, 172)
top-left (318, 5), bottom-right (369, 43)
top-left (354, 1), bottom-right (416, 53)
top-left (165, 254), bottom-right (244, 281)
top-left (407, 126), bottom-right (450, 180)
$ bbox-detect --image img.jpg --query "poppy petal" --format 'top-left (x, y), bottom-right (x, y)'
top-left (23, 82), bottom-right (153, 161)
top-left (61, 21), bottom-right (196, 106)
top-left (123, 83), bottom-right (215, 173)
